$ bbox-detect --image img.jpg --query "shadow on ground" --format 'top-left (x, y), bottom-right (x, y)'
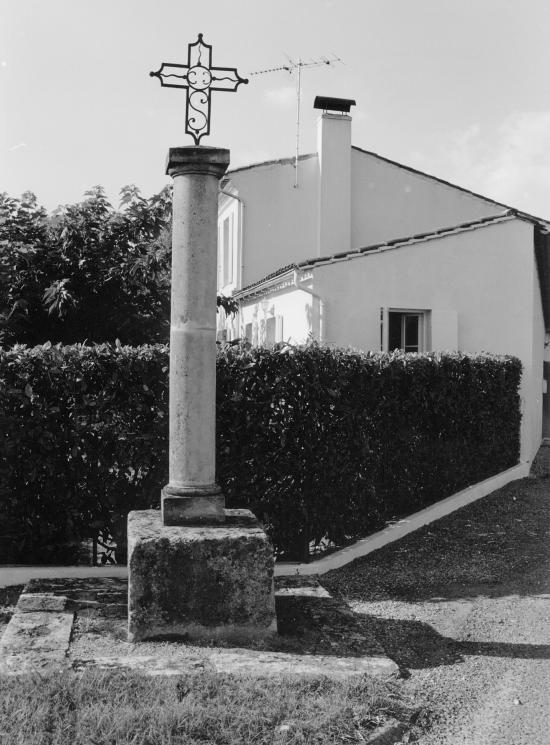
top-left (349, 614), bottom-right (550, 674)
top-left (23, 576), bottom-right (387, 658)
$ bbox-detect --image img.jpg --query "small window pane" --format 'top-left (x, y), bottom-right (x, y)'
top-left (387, 311), bottom-right (422, 352)
top-left (388, 312), bottom-right (402, 351)
top-left (404, 315), bottom-right (419, 352)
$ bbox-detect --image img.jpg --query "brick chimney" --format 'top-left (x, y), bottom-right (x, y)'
top-left (315, 96), bottom-right (355, 257)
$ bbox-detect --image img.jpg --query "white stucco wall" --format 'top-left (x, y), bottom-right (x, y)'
top-left (310, 218), bottom-right (541, 463)
top-left (239, 288), bottom-right (311, 345)
top-left (350, 149), bottom-right (505, 249)
top-left (220, 135), bottom-right (510, 293)
top-left (224, 156), bottom-right (319, 288)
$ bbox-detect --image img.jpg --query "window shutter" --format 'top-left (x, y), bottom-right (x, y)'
top-left (217, 226), bottom-right (222, 290)
top-left (380, 307), bottom-right (389, 351)
top-left (276, 315), bottom-right (284, 342)
top-left (265, 317), bottom-right (276, 345)
top-left (431, 310), bottom-right (458, 351)
top-left (222, 216), bottom-right (232, 286)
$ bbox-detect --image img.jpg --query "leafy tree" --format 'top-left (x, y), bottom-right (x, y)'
top-left (0, 186), bottom-right (238, 347)
top-left (0, 191), bottom-right (49, 345)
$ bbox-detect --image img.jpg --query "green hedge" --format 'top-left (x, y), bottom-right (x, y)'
top-left (0, 343), bottom-right (168, 563)
top-left (217, 344), bottom-right (521, 558)
top-left (0, 343), bottom-right (521, 563)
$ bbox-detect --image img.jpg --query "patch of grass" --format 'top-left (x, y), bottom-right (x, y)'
top-left (0, 669), bottom-right (409, 745)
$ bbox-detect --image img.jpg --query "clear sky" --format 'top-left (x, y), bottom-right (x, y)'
top-left (2, 0), bottom-right (550, 216)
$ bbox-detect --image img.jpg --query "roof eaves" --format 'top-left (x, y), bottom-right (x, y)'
top-left (297, 211), bottom-right (517, 271)
top-left (508, 208), bottom-right (550, 230)
top-left (234, 263), bottom-right (298, 300)
top-left (227, 152), bottom-right (316, 177)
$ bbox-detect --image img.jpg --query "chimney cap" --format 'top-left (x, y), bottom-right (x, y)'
top-left (313, 96), bottom-right (356, 113)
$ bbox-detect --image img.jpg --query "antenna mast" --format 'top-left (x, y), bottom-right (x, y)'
top-left (248, 55), bottom-right (342, 187)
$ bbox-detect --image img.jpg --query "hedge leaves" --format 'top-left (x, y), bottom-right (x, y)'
top-left (0, 343), bottom-right (521, 562)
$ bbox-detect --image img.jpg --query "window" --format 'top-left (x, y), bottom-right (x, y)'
top-left (381, 309), bottom-right (429, 352)
top-left (244, 322), bottom-right (253, 342)
top-left (389, 312), bottom-right (420, 352)
top-left (222, 216), bottom-right (233, 287)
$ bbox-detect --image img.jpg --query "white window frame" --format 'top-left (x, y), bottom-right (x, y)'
top-left (218, 196), bottom-right (240, 293)
top-left (381, 308), bottom-right (430, 352)
top-left (222, 215), bottom-right (233, 287)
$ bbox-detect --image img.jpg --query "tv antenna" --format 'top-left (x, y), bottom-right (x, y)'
top-left (248, 55), bottom-right (342, 187)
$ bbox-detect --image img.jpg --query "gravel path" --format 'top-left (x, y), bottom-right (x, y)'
top-left (322, 476), bottom-right (550, 744)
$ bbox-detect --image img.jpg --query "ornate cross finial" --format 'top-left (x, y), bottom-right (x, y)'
top-left (150, 33), bottom-right (248, 145)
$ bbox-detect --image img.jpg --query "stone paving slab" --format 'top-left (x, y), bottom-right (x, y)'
top-left (0, 610), bottom-right (74, 674)
top-left (16, 593), bottom-right (68, 613)
top-left (0, 576), bottom-right (399, 679)
top-left (25, 576), bottom-right (127, 615)
top-left (72, 650), bottom-right (398, 679)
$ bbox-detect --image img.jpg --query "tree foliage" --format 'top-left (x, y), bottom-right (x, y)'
top-left (0, 187), bottom-right (237, 346)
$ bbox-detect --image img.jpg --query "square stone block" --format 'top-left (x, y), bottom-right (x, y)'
top-left (128, 509), bottom-right (277, 643)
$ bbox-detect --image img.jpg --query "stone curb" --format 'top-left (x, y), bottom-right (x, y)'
top-left (73, 651), bottom-right (399, 680)
top-left (0, 565), bottom-right (128, 589)
top-left (275, 461), bottom-right (530, 576)
top-left (0, 463), bottom-right (529, 590)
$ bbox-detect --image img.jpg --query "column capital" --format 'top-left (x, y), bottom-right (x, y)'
top-left (166, 146), bottom-right (230, 179)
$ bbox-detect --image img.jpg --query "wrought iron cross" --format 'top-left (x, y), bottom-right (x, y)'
top-left (150, 33), bottom-right (248, 145)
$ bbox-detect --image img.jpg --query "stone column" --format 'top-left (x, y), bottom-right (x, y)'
top-left (127, 145), bottom-right (277, 644)
top-left (161, 146), bottom-right (230, 526)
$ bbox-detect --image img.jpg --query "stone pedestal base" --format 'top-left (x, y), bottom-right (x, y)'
top-left (127, 509), bottom-right (277, 643)
top-left (161, 486), bottom-right (225, 525)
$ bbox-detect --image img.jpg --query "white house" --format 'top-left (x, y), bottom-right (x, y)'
top-left (216, 96), bottom-right (550, 467)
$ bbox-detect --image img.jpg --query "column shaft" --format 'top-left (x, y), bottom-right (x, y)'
top-left (162, 146), bottom-right (230, 525)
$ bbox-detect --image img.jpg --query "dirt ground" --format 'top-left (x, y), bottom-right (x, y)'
top-left (322, 476), bottom-right (550, 744)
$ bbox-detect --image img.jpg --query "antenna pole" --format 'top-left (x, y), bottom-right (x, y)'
top-left (247, 55), bottom-right (343, 192)
top-left (295, 61), bottom-right (302, 188)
